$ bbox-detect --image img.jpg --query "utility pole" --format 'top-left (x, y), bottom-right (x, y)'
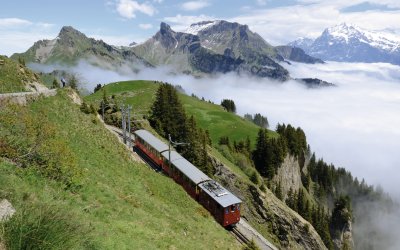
top-left (102, 100), bottom-right (105, 120)
top-left (121, 104), bottom-right (126, 144)
top-left (168, 134), bottom-right (189, 170)
top-left (127, 105), bottom-right (132, 148)
top-left (120, 104), bottom-right (133, 146)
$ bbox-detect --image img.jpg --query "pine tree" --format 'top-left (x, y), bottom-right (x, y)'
top-left (220, 99), bottom-right (236, 113)
top-left (52, 78), bottom-right (59, 89)
top-left (253, 129), bottom-right (268, 177)
top-left (69, 74), bottom-right (78, 90)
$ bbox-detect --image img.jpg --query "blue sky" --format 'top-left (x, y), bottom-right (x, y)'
top-left (1, 0), bottom-right (400, 55)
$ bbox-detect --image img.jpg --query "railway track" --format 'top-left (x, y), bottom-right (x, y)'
top-left (231, 226), bottom-right (250, 245)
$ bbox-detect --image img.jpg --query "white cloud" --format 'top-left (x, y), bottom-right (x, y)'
top-left (228, 4), bottom-right (400, 45)
top-left (0, 18), bottom-right (56, 56)
top-left (256, 0), bottom-right (267, 6)
top-left (116, 0), bottom-right (156, 19)
top-left (181, 1), bottom-right (210, 11)
top-left (297, 0), bottom-right (400, 9)
top-left (0, 18), bottom-right (32, 28)
top-left (139, 23), bottom-right (153, 30)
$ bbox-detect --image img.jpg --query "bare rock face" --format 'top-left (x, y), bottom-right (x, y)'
top-left (0, 199), bottom-right (16, 221)
top-left (272, 155), bottom-right (303, 199)
top-left (209, 155), bottom-right (327, 250)
top-left (332, 208), bottom-right (354, 250)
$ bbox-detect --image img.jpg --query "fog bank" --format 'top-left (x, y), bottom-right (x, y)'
top-left (32, 60), bottom-right (400, 200)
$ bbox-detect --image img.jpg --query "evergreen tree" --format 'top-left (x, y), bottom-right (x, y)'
top-left (69, 74), bottom-right (78, 90)
top-left (149, 83), bottom-right (211, 176)
top-left (52, 78), bottom-right (59, 89)
top-left (220, 99), bottom-right (236, 113)
top-left (253, 129), bottom-right (268, 177)
top-left (94, 84), bottom-right (102, 93)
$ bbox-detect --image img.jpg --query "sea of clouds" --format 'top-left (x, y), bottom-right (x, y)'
top-left (30, 60), bottom-right (400, 200)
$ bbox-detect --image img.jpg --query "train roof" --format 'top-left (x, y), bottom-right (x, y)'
top-left (199, 180), bottom-right (242, 208)
top-left (161, 151), bottom-right (211, 185)
top-left (134, 129), bottom-right (169, 152)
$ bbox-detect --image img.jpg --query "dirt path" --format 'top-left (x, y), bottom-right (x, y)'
top-left (0, 89), bottom-right (57, 105)
top-left (237, 219), bottom-right (278, 250)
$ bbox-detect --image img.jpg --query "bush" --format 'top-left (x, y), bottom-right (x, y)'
top-left (250, 170), bottom-right (260, 185)
top-left (0, 104), bottom-right (81, 189)
top-left (0, 202), bottom-right (95, 249)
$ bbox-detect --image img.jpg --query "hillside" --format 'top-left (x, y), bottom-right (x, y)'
top-left (84, 80), bottom-right (278, 146)
top-left (0, 89), bottom-right (239, 249)
top-left (85, 81), bottom-right (331, 249)
top-left (0, 55), bottom-right (45, 93)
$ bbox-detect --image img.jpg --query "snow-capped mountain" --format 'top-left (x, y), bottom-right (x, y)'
top-left (288, 37), bottom-right (314, 51)
top-left (289, 23), bottom-right (400, 65)
top-left (185, 20), bottom-right (220, 35)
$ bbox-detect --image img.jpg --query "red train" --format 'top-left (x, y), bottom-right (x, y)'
top-left (134, 129), bottom-right (241, 227)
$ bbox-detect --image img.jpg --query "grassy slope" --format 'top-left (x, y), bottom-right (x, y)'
top-left (85, 80), bottom-right (277, 147)
top-left (0, 89), bottom-right (238, 249)
top-left (0, 55), bottom-right (41, 93)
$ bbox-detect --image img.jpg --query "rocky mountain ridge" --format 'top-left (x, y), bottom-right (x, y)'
top-left (11, 26), bottom-right (150, 71)
top-left (133, 22), bottom-right (291, 80)
top-left (12, 21), bottom-right (330, 84)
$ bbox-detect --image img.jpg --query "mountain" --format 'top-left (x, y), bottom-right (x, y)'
top-left (275, 46), bottom-right (324, 64)
top-left (187, 20), bottom-right (323, 65)
top-left (133, 22), bottom-right (290, 80)
top-left (11, 26), bottom-right (151, 70)
top-left (186, 20), bottom-right (280, 61)
top-left (289, 23), bottom-right (400, 65)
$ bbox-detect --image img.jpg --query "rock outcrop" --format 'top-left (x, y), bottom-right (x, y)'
top-left (272, 155), bottom-right (303, 199)
top-left (0, 199), bottom-right (15, 222)
top-left (209, 154), bottom-right (327, 249)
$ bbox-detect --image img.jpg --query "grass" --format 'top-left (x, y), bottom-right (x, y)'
top-left (0, 55), bottom-right (40, 93)
top-left (0, 89), bottom-right (239, 249)
top-left (84, 80), bottom-right (278, 148)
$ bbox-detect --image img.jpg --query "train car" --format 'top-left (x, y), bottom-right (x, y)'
top-left (134, 129), bottom-right (169, 170)
top-left (198, 180), bottom-right (241, 227)
top-left (133, 129), bottom-right (242, 227)
top-left (161, 150), bottom-right (210, 198)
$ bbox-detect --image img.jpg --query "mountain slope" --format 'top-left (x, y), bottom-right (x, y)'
top-left (289, 23), bottom-right (400, 65)
top-left (0, 88), bottom-right (239, 249)
top-left (189, 20), bottom-right (324, 65)
top-left (0, 55), bottom-right (46, 93)
top-left (187, 20), bottom-right (279, 61)
top-left (276, 46), bottom-right (324, 64)
top-left (84, 81), bottom-right (329, 249)
top-left (11, 26), bottom-right (151, 70)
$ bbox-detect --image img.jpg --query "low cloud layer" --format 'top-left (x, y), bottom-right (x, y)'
top-left (31, 60), bottom-right (400, 201)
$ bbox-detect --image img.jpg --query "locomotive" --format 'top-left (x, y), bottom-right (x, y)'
top-left (134, 129), bottom-right (241, 227)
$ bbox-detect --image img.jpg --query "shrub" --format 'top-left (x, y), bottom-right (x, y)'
top-left (0, 202), bottom-right (95, 249)
top-left (0, 104), bottom-right (81, 189)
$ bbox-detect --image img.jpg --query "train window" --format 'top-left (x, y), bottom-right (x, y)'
top-left (231, 205), bottom-right (236, 212)
top-left (225, 207), bottom-right (229, 214)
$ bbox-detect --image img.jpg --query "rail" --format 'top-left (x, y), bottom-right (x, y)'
top-left (231, 226), bottom-right (250, 246)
